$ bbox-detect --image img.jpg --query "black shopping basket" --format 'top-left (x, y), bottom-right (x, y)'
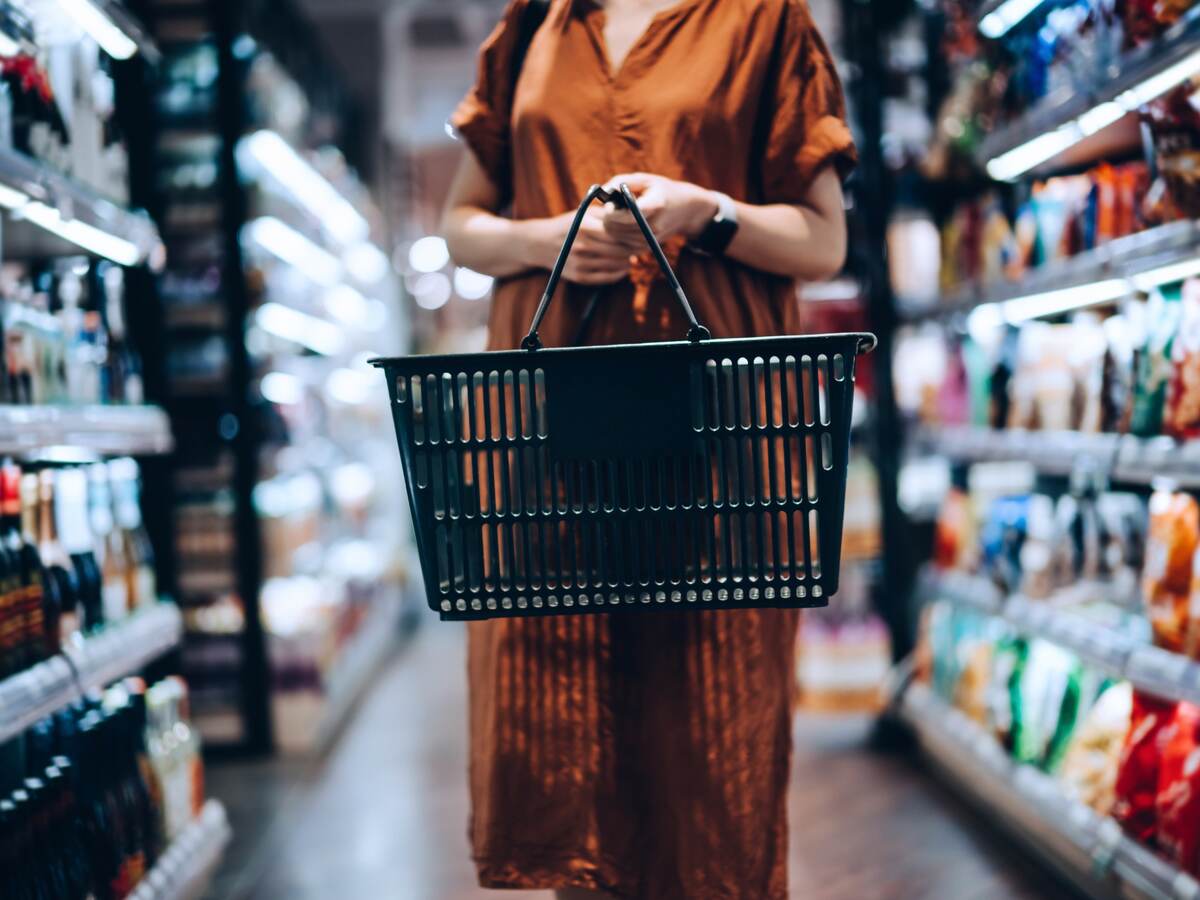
top-left (373, 184), bottom-right (875, 620)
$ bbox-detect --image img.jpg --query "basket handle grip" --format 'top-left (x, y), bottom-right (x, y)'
top-left (520, 183), bottom-right (711, 351)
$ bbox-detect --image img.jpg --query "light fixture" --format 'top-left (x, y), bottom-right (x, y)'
top-left (0, 182), bottom-right (29, 210)
top-left (987, 49), bottom-right (1200, 181)
top-left (0, 30), bottom-right (20, 57)
top-left (255, 302), bottom-right (346, 356)
top-left (326, 368), bottom-right (377, 405)
top-left (408, 236), bottom-right (449, 274)
top-left (243, 216), bottom-right (342, 287)
top-left (979, 0), bottom-right (1045, 38)
top-left (19, 202), bottom-right (140, 266)
top-left (453, 267), bottom-right (494, 300)
top-left (344, 242), bottom-right (390, 284)
top-left (237, 130), bottom-right (369, 245)
top-left (413, 272), bottom-right (451, 310)
top-left (1001, 278), bottom-right (1130, 322)
top-left (323, 284), bottom-right (387, 330)
top-left (1130, 257), bottom-right (1200, 291)
top-left (56, 0), bottom-right (138, 59)
top-left (260, 371), bottom-right (304, 405)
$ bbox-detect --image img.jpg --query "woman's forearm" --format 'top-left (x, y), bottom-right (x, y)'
top-left (443, 205), bottom-right (552, 278)
top-left (723, 200), bottom-right (847, 282)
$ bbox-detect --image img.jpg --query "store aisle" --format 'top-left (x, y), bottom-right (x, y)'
top-left (205, 620), bottom-right (1064, 900)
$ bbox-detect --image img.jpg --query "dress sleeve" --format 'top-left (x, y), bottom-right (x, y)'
top-left (449, 0), bottom-right (529, 200)
top-left (760, 0), bottom-right (857, 203)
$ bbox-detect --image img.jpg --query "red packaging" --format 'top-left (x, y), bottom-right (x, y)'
top-left (1114, 691), bottom-right (1179, 844)
top-left (1156, 703), bottom-right (1200, 874)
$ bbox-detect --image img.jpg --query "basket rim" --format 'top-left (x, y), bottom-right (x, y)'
top-left (369, 331), bottom-right (877, 369)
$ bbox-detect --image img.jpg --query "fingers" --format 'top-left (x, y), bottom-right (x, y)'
top-left (604, 172), bottom-right (654, 194)
top-left (565, 263), bottom-right (629, 285)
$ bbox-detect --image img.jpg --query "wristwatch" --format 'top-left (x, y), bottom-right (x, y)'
top-left (689, 191), bottom-right (739, 256)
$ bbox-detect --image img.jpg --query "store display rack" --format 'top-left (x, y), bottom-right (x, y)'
top-left (0, 404), bottom-right (173, 457)
top-left (128, 800), bottom-right (231, 900)
top-left (87, 0), bottom-right (161, 65)
top-left (0, 143), bottom-right (163, 267)
top-left (900, 220), bottom-right (1200, 323)
top-left (977, 5), bottom-right (1200, 179)
top-left (899, 680), bottom-right (1200, 900)
top-left (912, 424), bottom-right (1200, 488)
top-left (927, 570), bottom-right (1200, 706)
top-left (0, 602), bottom-right (183, 743)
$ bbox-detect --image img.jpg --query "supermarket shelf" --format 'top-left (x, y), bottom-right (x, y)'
top-left (899, 680), bottom-right (1200, 900)
top-left (928, 571), bottom-right (1200, 705)
top-left (0, 145), bottom-right (163, 266)
top-left (0, 603), bottom-right (183, 743)
top-left (129, 800), bottom-right (231, 900)
top-left (913, 424), bottom-right (1200, 488)
top-left (899, 220), bottom-right (1200, 323)
top-left (0, 404), bottom-right (174, 457)
top-left (977, 6), bottom-right (1200, 178)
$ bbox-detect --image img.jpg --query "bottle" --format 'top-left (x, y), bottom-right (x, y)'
top-left (98, 264), bottom-right (141, 405)
top-left (125, 679), bottom-right (165, 863)
top-left (0, 468), bottom-right (20, 676)
top-left (23, 473), bottom-right (59, 660)
top-left (37, 470), bottom-right (79, 641)
top-left (110, 459), bottom-right (155, 609)
top-left (57, 468), bottom-right (103, 633)
top-left (3, 462), bottom-right (45, 672)
top-left (77, 715), bottom-right (121, 900)
top-left (88, 464), bottom-right (128, 623)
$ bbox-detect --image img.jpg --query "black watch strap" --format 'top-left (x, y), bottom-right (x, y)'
top-left (690, 192), bottom-right (739, 256)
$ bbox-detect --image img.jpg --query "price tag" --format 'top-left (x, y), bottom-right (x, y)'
top-left (1129, 647), bottom-right (1192, 697)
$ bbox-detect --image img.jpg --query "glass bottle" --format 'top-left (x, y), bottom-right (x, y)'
top-left (88, 464), bottom-right (128, 623)
top-left (37, 470), bottom-right (79, 641)
top-left (56, 468), bottom-right (103, 633)
top-left (110, 459), bottom-right (155, 609)
top-left (3, 461), bottom-right (45, 672)
top-left (0, 468), bottom-right (19, 676)
top-left (22, 473), bottom-right (59, 661)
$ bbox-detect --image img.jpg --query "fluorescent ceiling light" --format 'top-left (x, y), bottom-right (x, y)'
top-left (256, 302), bottom-right (345, 356)
top-left (344, 242), bottom-right (389, 284)
top-left (408, 236), bottom-right (449, 274)
top-left (237, 130), bottom-right (369, 245)
top-left (979, 0), bottom-right (1045, 39)
top-left (56, 0), bottom-right (138, 59)
top-left (260, 371), bottom-right (304, 405)
top-left (989, 49), bottom-right (1200, 181)
top-left (19, 202), bottom-right (140, 265)
top-left (413, 272), bottom-right (451, 310)
top-left (453, 267), bottom-right (494, 300)
top-left (243, 216), bottom-right (342, 287)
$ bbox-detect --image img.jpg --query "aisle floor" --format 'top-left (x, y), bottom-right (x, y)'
top-left (205, 621), bottom-right (1065, 900)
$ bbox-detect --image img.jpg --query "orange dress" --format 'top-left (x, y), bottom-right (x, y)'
top-left (451, 1), bottom-right (856, 896)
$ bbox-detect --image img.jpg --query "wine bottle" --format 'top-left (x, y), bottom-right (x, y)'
top-left (57, 468), bottom-right (103, 633)
top-left (89, 464), bottom-right (128, 623)
top-left (37, 470), bottom-right (78, 641)
top-left (3, 462), bottom-right (45, 673)
top-left (22, 473), bottom-right (59, 660)
top-left (110, 459), bottom-right (155, 609)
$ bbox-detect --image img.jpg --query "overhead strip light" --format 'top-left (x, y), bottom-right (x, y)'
top-left (979, 0), bottom-right (1046, 39)
top-left (55, 0), bottom-right (138, 59)
top-left (255, 303), bottom-right (345, 356)
top-left (987, 48), bottom-right (1200, 181)
top-left (0, 30), bottom-right (20, 57)
top-left (19, 201), bottom-right (140, 265)
top-left (237, 130), bottom-right (369, 246)
top-left (243, 216), bottom-right (342, 287)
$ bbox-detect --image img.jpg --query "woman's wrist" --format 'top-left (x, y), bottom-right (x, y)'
top-left (513, 216), bottom-right (560, 270)
top-left (680, 184), bottom-right (720, 240)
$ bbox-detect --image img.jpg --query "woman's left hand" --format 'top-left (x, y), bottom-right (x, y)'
top-left (601, 173), bottom-right (718, 250)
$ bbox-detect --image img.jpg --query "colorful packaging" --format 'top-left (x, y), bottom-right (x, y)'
top-left (1166, 278), bottom-right (1200, 440)
top-left (1142, 490), bottom-right (1200, 653)
top-left (933, 487), bottom-right (972, 571)
top-left (1061, 681), bottom-right (1134, 814)
top-left (1131, 286), bottom-right (1183, 438)
top-left (1012, 640), bottom-right (1080, 769)
top-left (986, 635), bottom-right (1026, 752)
top-left (1097, 492), bottom-right (1149, 600)
top-left (1113, 691), bottom-right (1178, 843)
top-left (1155, 702), bottom-right (1200, 874)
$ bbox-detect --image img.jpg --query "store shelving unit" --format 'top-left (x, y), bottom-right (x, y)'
top-left (977, 5), bottom-right (1200, 179)
top-left (0, 602), bottom-right (183, 743)
top-left (129, 800), bottom-right (232, 900)
top-left (899, 680), bottom-right (1200, 900)
top-left (900, 220), bottom-right (1200, 322)
top-left (0, 404), bottom-right (173, 456)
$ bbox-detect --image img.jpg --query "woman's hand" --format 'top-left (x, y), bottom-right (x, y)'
top-left (525, 208), bottom-right (632, 285)
top-left (601, 173), bottom-right (718, 250)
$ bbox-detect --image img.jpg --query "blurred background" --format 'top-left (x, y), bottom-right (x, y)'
top-left (6, 0), bottom-right (1200, 897)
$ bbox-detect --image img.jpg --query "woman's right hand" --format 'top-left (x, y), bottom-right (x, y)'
top-left (526, 209), bottom-right (632, 285)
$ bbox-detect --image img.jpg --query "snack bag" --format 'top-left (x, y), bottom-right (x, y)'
top-left (1061, 682), bottom-right (1134, 814)
top-left (1143, 490), bottom-right (1200, 652)
top-left (1012, 640), bottom-right (1079, 769)
top-left (933, 487), bottom-right (971, 571)
top-left (1155, 702), bottom-right (1200, 874)
top-left (1166, 278), bottom-right (1200, 440)
top-left (1131, 286), bottom-right (1183, 437)
top-left (1113, 690), bottom-right (1179, 843)
top-left (1184, 546), bottom-right (1200, 659)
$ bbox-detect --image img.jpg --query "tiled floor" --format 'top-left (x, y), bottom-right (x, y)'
top-left (204, 618), bottom-right (1066, 900)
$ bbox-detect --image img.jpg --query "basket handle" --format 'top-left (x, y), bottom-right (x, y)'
top-left (520, 183), bottom-right (711, 351)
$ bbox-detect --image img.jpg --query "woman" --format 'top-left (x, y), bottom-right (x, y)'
top-left (441, 0), bottom-right (856, 897)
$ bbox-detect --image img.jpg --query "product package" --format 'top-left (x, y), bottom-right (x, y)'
top-left (1131, 286), bottom-right (1183, 437)
top-left (1061, 681), bottom-right (1134, 814)
top-left (1011, 640), bottom-right (1083, 770)
top-left (1142, 490), bottom-right (1200, 653)
top-left (1114, 690), bottom-right (1179, 844)
top-left (1155, 702), bottom-right (1200, 875)
top-left (1166, 279), bottom-right (1200, 439)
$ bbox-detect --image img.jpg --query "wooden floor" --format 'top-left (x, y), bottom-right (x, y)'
top-left (204, 618), bottom-right (1067, 900)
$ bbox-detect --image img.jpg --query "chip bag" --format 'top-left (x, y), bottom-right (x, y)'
top-left (1061, 682), bottom-right (1134, 814)
top-left (1156, 702), bottom-right (1200, 874)
top-left (1142, 490), bottom-right (1200, 653)
top-left (1113, 690), bottom-right (1178, 844)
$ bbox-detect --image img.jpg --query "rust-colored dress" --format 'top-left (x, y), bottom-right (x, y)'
top-left (451, 1), bottom-right (856, 897)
